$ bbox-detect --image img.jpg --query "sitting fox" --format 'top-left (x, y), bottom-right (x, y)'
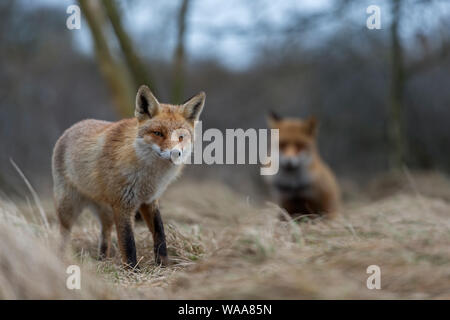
top-left (267, 112), bottom-right (340, 219)
top-left (52, 85), bottom-right (206, 268)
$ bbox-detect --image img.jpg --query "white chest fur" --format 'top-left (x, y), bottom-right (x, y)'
top-left (126, 141), bottom-right (182, 206)
top-left (146, 165), bottom-right (180, 203)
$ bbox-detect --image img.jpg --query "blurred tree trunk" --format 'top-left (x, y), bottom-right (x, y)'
top-left (388, 0), bottom-right (407, 170)
top-left (172, 0), bottom-right (191, 104)
top-left (102, 0), bottom-right (157, 94)
top-left (78, 0), bottom-right (134, 117)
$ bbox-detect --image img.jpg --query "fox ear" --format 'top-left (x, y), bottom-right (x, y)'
top-left (306, 116), bottom-right (319, 136)
top-left (183, 91), bottom-right (206, 123)
top-left (267, 110), bottom-right (281, 128)
top-left (135, 85), bottom-right (159, 120)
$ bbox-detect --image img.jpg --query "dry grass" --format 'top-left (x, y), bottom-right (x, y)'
top-left (0, 172), bottom-right (449, 299)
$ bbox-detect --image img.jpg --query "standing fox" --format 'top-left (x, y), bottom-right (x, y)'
top-left (267, 112), bottom-right (340, 219)
top-left (52, 85), bottom-right (206, 268)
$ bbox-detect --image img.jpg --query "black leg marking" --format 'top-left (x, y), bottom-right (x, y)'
top-left (122, 223), bottom-right (138, 268)
top-left (153, 208), bottom-right (168, 264)
top-left (99, 242), bottom-right (109, 260)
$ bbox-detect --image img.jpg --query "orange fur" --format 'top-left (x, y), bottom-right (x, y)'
top-left (267, 113), bottom-right (340, 219)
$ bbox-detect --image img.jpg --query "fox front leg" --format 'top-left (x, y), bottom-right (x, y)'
top-left (138, 201), bottom-right (169, 266)
top-left (114, 210), bottom-right (138, 269)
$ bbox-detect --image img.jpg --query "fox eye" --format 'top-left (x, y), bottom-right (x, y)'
top-left (152, 131), bottom-right (164, 137)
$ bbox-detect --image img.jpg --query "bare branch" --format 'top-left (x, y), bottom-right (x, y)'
top-left (78, 0), bottom-right (134, 117)
top-left (172, 0), bottom-right (191, 104)
top-left (102, 0), bottom-right (158, 94)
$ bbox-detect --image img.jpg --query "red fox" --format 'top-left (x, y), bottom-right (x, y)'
top-left (267, 111), bottom-right (340, 219)
top-left (52, 85), bottom-right (205, 268)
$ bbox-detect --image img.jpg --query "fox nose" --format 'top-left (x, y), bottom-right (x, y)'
top-left (282, 157), bottom-right (299, 171)
top-left (284, 162), bottom-right (296, 171)
top-left (170, 149), bottom-right (182, 159)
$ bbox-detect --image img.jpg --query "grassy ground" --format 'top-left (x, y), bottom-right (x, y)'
top-left (0, 172), bottom-right (449, 299)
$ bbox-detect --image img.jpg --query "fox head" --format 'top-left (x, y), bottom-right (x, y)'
top-left (267, 111), bottom-right (318, 172)
top-left (134, 85), bottom-right (205, 165)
